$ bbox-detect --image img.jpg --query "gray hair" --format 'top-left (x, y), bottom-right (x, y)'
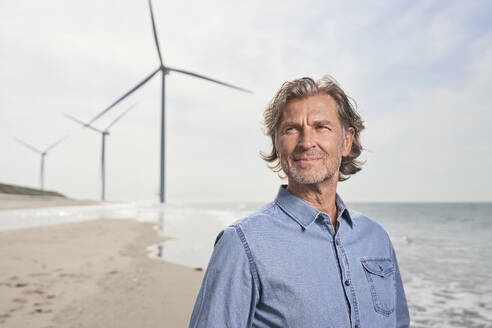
top-left (260, 76), bottom-right (365, 181)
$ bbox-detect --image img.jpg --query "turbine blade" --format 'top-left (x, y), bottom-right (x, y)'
top-left (64, 113), bottom-right (87, 126)
top-left (105, 103), bottom-right (138, 131)
top-left (64, 113), bottom-right (102, 133)
top-left (14, 138), bottom-right (42, 154)
top-left (88, 68), bottom-right (160, 125)
top-left (45, 134), bottom-right (69, 153)
top-left (168, 67), bottom-right (253, 94)
top-left (148, 0), bottom-right (163, 66)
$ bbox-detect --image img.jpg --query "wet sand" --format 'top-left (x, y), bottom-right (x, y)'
top-left (0, 218), bottom-right (204, 328)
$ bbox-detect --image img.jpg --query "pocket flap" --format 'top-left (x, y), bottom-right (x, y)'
top-left (361, 258), bottom-right (395, 277)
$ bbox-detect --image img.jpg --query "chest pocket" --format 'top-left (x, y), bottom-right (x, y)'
top-left (360, 257), bottom-right (396, 316)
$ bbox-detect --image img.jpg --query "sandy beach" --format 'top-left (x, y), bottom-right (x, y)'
top-left (0, 217), bottom-right (205, 327)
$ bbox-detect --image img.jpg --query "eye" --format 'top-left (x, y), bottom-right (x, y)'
top-left (317, 125), bottom-right (331, 131)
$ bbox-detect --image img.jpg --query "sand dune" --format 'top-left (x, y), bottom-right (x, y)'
top-left (0, 193), bottom-right (102, 210)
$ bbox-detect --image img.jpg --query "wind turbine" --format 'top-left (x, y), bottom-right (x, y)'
top-left (64, 104), bottom-right (137, 201)
top-left (14, 135), bottom-right (69, 190)
top-left (86, 0), bottom-right (252, 203)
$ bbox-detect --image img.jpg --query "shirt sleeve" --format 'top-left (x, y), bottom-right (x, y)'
top-left (188, 226), bottom-right (259, 328)
top-left (390, 241), bottom-right (410, 328)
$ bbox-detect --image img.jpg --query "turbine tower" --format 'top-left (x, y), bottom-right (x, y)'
top-left (87, 0), bottom-right (252, 203)
top-left (65, 104), bottom-right (137, 201)
top-left (14, 135), bottom-right (68, 190)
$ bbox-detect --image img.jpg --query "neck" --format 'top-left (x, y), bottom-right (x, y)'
top-left (286, 175), bottom-right (339, 228)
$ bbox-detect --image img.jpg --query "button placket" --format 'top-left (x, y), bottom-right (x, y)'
top-left (336, 226), bottom-right (361, 328)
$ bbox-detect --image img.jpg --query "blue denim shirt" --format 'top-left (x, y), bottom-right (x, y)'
top-left (189, 186), bottom-right (410, 328)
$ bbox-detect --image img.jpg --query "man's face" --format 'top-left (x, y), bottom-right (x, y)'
top-left (276, 94), bottom-right (354, 185)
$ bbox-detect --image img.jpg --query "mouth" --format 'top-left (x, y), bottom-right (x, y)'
top-left (293, 157), bottom-right (321, 165)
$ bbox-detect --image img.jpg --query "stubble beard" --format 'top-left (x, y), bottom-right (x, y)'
top-left (281, 149), bottom-right (342, 185)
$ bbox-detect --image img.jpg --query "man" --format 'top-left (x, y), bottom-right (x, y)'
top-left (189, 76), bottom-right (410, 328)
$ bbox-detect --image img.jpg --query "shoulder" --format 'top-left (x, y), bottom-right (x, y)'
top-left (211, 225), bottom-right (252, 267)
top-left (215, 202), bottom-right (290, 251)
top-left (348, 208), bottom-right (391, 240)
top-left (348, 209), bottom-right (396, 259)
top-left (230, 202), bottom-right (284, 234)
top-left (214, 203), bottom-right (278, 247)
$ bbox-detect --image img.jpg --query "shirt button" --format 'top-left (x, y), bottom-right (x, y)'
top-left (335, 239), bottom-right (340, 246)
top-left (354, 325), bottom-right (359, 328)
top-left (345, 280), bottom-right (350, 286)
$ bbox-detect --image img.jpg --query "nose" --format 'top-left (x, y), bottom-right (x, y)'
top-left (297, 127), bottom-right (315, 150)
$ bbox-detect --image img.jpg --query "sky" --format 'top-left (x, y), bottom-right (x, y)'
top-left (1, 0), bottom-right (491, 203)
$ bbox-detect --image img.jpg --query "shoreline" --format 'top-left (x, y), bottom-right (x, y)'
top-left (0, 218), bottom-right (204, 327)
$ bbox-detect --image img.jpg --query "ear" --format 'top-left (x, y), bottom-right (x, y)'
top-left (342, 127), bottom-right (354, 157)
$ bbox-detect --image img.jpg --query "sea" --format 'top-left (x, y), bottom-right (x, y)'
top-left (1, 201), bottom-right (491, 327)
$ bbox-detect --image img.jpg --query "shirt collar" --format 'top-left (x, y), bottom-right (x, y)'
top-left (274, 185), bottom-right (353, 230)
